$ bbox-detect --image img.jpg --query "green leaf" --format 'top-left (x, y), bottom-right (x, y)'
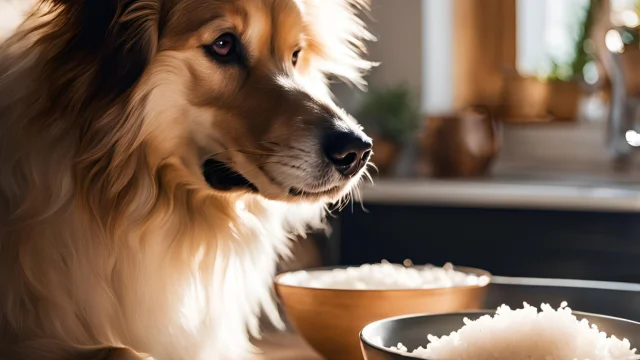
top-left (358, 85), bottom-right (420, 145)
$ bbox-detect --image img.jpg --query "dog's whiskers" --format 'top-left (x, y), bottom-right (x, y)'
top-left (355, 177), bottom-right (368, 213)
top-left (261, 138), bottom-right (311, 155)
top-left (267, 161), bottom-right (308, 174)
top-left (233, 149), bottom-right (306, 160)
top-left (208, 148), bottom-right (310, 165)
top-left (367, 159), bottom-right (380, 176)
top-left (206, 148), bottom-right (371, 210)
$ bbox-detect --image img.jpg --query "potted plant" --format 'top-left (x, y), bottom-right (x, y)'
top-left (357, 85), bottom-right (420, 176)
top-left (548, 0), bottom-right (602, 118)
top-left (502, 0), bottom-right (600, 121)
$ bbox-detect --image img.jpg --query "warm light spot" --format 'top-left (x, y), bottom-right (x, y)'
top-left (625, 130), bottom-right (640, 147)
top-left (620, 9), bottom-right (640, 28)
top-left (605, 29), bottom-right (625, 53)
top-left (583, 61), bottom-right (599, 85)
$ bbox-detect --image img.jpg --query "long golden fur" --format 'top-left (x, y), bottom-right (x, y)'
top-left (0, 0), bottom-right (374, 359)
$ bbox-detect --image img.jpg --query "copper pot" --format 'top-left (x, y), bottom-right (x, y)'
top-left (421, 106), bottom-right (501, 178)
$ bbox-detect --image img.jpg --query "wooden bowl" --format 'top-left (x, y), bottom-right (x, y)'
top-left (274, 266), bottom-right (491, 360)
top-left (360, 311), bottom-right (640, 359)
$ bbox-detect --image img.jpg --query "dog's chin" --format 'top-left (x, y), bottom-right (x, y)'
top-left (202, 159), bottom-right (348, 203)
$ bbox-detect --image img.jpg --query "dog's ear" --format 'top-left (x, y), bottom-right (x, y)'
top-left (41, 0), bottom-right (162, 105)
top-left (299, 0), bottom-right (376, 90)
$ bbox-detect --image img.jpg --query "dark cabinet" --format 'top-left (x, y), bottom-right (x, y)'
top-left (336, 204), bottom-right (640, 283)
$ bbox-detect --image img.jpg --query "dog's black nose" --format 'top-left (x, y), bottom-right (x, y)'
top-left (323, 130), bottom-right (373, 177)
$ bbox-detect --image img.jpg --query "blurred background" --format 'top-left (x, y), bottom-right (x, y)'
top-left (283, 0), bottom-right (640, 284)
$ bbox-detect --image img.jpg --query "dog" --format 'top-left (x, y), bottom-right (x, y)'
top-left (0, 0), bottom-right (374, 359)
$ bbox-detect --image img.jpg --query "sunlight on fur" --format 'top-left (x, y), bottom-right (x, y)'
top-left (0, 0), bottom-right (375, 359)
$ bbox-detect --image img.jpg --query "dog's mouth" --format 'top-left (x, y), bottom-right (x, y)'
top-left (202, 159), bottom-right (258, 193)
top-left (202, 159), bottom-right (342, 199)
top-left (288, 186), bottom-right (340, 197)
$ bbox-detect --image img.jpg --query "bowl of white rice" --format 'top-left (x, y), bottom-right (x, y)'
top-left (360, 302), bottom-right (640, 360)
top-left (274, 262), bottom-right (491, 360)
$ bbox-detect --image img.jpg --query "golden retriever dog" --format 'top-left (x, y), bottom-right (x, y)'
top-left (0, 0), bottom-right (374, 359)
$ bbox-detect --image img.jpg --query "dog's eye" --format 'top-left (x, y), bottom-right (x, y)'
top-left (292, 49), bottom-right (301, 67)
top-left (204, 33), bottom-right (241, 64)
top-left (213, 34), bottom-right (234, 56)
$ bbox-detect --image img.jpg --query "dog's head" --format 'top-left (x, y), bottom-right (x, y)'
top-left (40, 0), bottom-right (375, 204)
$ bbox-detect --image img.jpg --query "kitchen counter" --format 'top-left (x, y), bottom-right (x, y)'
top-left (254, 276), bottom-right (640, 359)
top-left (361, 175), bottom-right (640, 212)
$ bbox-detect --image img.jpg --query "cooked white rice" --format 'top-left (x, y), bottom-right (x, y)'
top-left (373, 302), bottom-right (638, 360)
top-left (278, 261), bottom-right (487, 290)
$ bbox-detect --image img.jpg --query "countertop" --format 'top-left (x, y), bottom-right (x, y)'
top-left (254, 276), bottom-right (640, 359)
top-left (361, 174), bottom-right (640, 212)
